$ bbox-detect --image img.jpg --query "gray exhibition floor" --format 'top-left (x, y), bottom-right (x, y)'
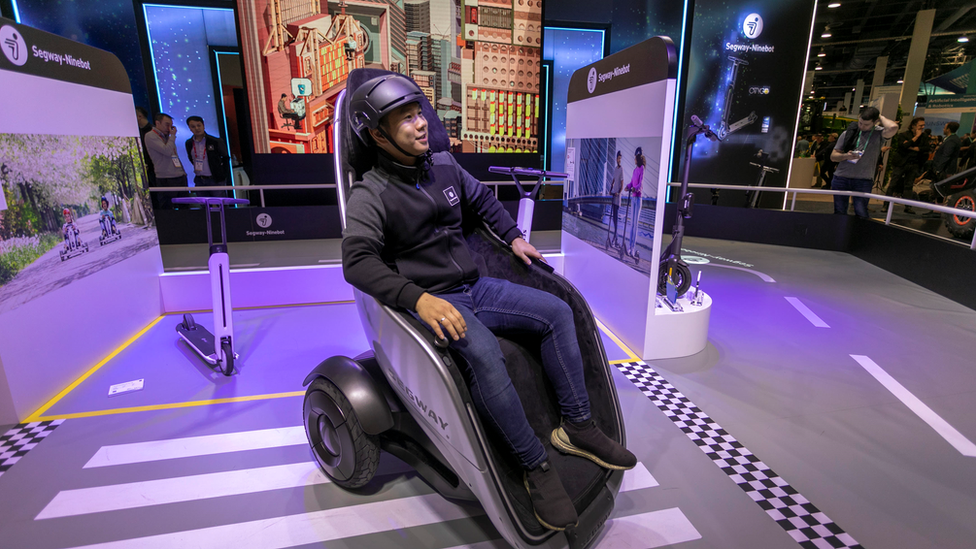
top-left (1, 236), bottom-right (974, 548)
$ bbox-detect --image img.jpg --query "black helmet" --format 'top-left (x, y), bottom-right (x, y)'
top-left (350, 74), bottom-right (426, 144)
top-left (635, 146), bottom-right (643, 157)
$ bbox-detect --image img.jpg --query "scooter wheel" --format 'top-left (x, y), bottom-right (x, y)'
top-left (180, 313), bottom-right (196, 331)
top-left (304, 377), bottom-right (379, 489)
top-left (658, 261), bottom-right (692, 296)
top-left (220, 339), bottom-right (234, 376)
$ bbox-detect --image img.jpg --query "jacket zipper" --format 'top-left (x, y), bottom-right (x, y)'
top-left (417, 183), bottom-right (464, 279)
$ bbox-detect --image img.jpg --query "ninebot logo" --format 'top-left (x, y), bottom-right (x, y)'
top-left (1, 26), bottom-right (28, 66)
top-left (256, 213), bottom-right (272, 228)
top-left (743, 14), bottom-right (763, 39)
top-left (443, 186), bottom-right (460, 206)
top-left (587, 67), bottom-right (597, 93)
top-left (749, 86), bottom-right (771, 95)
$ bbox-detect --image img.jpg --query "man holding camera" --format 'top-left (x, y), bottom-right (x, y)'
top-left (830, 107), bottom-right (898, 218)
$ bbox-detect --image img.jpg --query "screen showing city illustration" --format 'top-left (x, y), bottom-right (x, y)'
top-left (237, 0), bottom-right (544, 155)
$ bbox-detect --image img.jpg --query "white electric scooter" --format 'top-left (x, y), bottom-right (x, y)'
top-left (173, 197), bottom-right (249, 376)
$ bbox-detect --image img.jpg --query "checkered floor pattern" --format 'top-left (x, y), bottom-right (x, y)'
top-left (0, 420), bottom-right (66, 478)
top-left (617, 361), bottom-right (863, 549)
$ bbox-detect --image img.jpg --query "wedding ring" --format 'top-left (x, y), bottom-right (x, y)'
top-left (439, 317), bottom-right (447, 322)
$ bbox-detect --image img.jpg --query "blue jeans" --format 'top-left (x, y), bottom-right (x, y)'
top-left (627, 198), bottom-right (641, 253)
top-left (432, 277), bottom-right (591, 470)
top-left (831, 175), bottom-right (873, 218)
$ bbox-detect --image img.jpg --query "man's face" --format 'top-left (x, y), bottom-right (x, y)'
top-left (616, 154), bottom-right (621, 166)
top-left (188, 120), bottom-right (206, 138)
top-left (857, 117), bottom-right (877, 131)
top-left (944, 124), bottom-right (953, 136)
top-left (136, 112), bottom-right (148, 127)
top-left (155, 116), bottom-right (173, 133)
top-left (375, 102), bottom-right (428, 158)
top-left (913, 119), bottom-right (926, 133)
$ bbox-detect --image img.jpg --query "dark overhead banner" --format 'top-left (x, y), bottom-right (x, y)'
top-left (673, 0), bottom-right (815, 204)
top-left (0, 17), bottom-right (130, 94)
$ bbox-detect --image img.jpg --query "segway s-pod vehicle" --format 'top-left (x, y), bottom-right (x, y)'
top-left (302, 69), bottom-right (627, 549)
top-left (173, 197), bottom-right (249, 376)
top-left (658, 115), bottom-right (721, 295)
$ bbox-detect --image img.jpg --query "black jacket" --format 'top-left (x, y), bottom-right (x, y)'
top-left (891, 129), bottom-right (930, 168)
top-left (184, 134), bottom-right (229, 182)
top-left (342, 150), bottom-right (522, 311)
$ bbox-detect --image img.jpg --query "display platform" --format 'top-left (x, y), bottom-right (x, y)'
top-left (1, 237), bottom-right (975, 549)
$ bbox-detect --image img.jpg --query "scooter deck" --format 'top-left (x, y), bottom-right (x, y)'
top-left (176, 325), bottom-right (218, 365)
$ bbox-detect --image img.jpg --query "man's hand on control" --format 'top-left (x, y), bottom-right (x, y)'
top-left (415, 293), bottom-right (466, 341)
top-left (511, 236), bottom-right (546, 266)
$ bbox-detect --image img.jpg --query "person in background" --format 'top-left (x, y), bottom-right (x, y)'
top-left (959, 133), bottom-right (972, 171)
top-left (608, 151), bottom-right (624, 245)
top-left (830, 107), bottom-right (898, 218)
top-left (135, 107), bottom-right (156, 189)
top-left (185, 116), bottom-right (230, 198)
top-left (884, 117), bottom-right (926, 214)
top-left (625, 147), bottom-right (645, 257)
top-left (814, 133), bottom-right (838, 189)
top-left (794, 134), bottom-right (810, 158)
top-left (144, 113), bottom-right (187, 209)
top-left (932, 121), bottom-right (962, 181)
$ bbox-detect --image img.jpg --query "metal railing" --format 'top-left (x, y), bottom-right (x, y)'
top-left (148, 180), bottom-right (541, 207)
top-left (666, 182), bottom-right (976, 250)
top-left (149, 179), bottom-right (976, 249)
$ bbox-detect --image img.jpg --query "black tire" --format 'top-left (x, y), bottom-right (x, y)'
top-left (304, 377), bottom-right (380, 489)
top-left (944, 190), bottom-right (976, 239)
top-left (220, 338), bottom-right (234, 376)
top-left (658, 260), bottom-right (692, 296)
top-left (181, 313), bottom-right (196, 331)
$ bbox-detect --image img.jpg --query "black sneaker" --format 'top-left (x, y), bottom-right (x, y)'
top-left (552, 418), bottom-right (637, 470)
top-left (524, 461), bottom-right (578, 531)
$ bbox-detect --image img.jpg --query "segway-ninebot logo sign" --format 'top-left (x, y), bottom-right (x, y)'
top-left (247, 213), bottom-right (285, 236)
top-left (1, 26), bottom-right (28, 67)
top-left (743, 14), bottom-right (763, 39)
top-left (587, 68), bottom-right (597, 93)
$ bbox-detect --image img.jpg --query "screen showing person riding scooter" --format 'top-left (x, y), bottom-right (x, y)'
top-left (341, 75), bottom-right (637, 532)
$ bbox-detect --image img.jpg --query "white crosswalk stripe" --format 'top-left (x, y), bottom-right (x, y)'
top-left (83, 426), bottom-right (308, 468)
top-left (47, 426), bottom-right (695, 548)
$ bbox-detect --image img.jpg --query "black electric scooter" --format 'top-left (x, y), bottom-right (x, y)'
top-left (173, 197), bottom-right (249, 376)
top-left (658, 115), bottom-right (721, 295)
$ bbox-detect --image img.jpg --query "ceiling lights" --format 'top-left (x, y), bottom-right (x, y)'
top-left (821, 26), bottom-right (832, 38)
top-left (959, 36), bottom-right (970, 43)
top-left (817, 49), bottom-right (826, 57)
top-left (828, 3), bottom-right (841, 8)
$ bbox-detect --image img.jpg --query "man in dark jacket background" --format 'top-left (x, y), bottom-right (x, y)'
top-left (184, 116), bottom-right (230, 198)
top-left (884, 117), bottom-right (928, 214)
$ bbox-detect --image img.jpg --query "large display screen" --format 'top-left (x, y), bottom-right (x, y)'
top-left (237, 0), bottom-right (544, 155)
top-left (674, 0), bottom-right (815, 205)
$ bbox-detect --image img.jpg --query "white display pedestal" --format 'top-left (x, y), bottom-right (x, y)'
top-left (642, 291), bottom-right (712, 360)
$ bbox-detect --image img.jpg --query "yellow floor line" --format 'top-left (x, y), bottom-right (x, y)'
top-left (595, 318), bottom-right (641, 363)
top-left (25, 316), bottom-right (166, 422)
top-left (32, 391), bottom-right (305, 421)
